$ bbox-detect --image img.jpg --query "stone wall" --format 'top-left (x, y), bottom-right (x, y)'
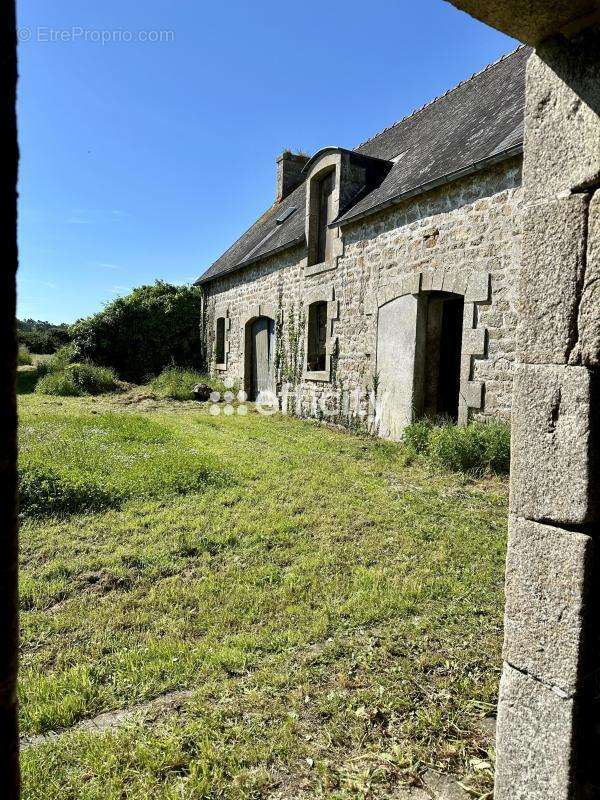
top-left (203, 157), bottom-right (524, 429)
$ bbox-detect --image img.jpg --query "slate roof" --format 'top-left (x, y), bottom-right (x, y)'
top-left (196, 46), bottom-right (530, 285)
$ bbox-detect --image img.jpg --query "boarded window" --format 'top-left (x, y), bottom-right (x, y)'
top-left (315, 171), bottom-right (335, 264)
top-left (307, 301), bottom-right (328, 372)
top-left (215, 317), bottom-right (226, 364)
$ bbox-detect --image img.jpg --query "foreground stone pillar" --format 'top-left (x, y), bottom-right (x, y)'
top-left (495, 30), bottom-right (600, 800)
top-left (0, 1), bottom-right (20, 797)
top-left (446, 1), bottom-right (599, 794)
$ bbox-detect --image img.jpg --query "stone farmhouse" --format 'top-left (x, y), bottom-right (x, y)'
top-left (196, 46), bottom-right (530, 438)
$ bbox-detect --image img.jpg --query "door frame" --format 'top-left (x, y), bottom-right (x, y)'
top-left (239, 303), bottom-right (278, 400)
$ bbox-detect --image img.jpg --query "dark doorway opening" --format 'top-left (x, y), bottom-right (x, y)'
top-left (423, 292), bottom-right (464, 422)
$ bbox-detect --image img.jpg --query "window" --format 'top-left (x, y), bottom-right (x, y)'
top-left (315, 170), bottom-right (335, 264)
top-left (215, 317), bottom-right (225, 364)
top-left (307, 301), bottom-right (328, 372)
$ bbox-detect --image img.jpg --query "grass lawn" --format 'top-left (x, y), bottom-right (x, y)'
top-left (19, 392), bottom-right (507, 799)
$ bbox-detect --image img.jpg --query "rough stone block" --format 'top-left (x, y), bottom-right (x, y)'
top-left (518, 194), bottom-right (588, 364)
top-left (445, 0), bottom-right (598, 46)
top-left (442, 271), bottom-right (457, 294)
top-left (464, 380), bottom-right (483, 409)
top-left (465, 271), bottom-right (490, 302)
top-left (578, 189), bottom-right (600, 366)
top-left (453, 271), bottom-right (469, 296)
top-left (462, 302), bottom-right (475, 330)
top-left (403, 272), bottom-right (421, 295)
top-left (495, 663), bottom-right (575, 800)
top-left (503, 517), bottom-right (592, 695)
top-left (421, 270), bottom-right (433, 291)
top-left (510, 364), bottom-right (598, 524)
top-left (431, 270), bottom-right (444, 291)
top-left (463, 328), bottom-right (486, 357)
top-left (524, 32), bottom-right (600, 199)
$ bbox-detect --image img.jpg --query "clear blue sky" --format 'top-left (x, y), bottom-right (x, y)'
top-left (17, 0), bottom-right (516, 324)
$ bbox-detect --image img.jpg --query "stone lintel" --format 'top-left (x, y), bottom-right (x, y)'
top-left (524, 32), bottom-right (600, 200)
top-left (446, 0), bottom-right (600, 46)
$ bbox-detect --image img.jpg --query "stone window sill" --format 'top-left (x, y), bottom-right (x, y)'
top-left (216, 363), bottom-right (227, 372)
top-left (305, 259), bottom-right (337, 278)
top-left (303, 370), bottom-right (331, 383)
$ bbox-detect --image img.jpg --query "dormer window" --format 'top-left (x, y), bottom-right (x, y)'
top-left (315, 170), bottom-right (335, 264)
top-left (303, 147), bottom-right (391, 270)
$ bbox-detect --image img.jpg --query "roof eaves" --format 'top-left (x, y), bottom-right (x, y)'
top-left (196, 235), bottom-right (306, 285)
top-left (332, 143), bottom-right (523, 228)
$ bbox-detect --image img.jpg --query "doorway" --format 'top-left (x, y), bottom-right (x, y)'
top-left (423, 293), bottom-right (464, 422)
top-left (245, 316), bottom-right (275, 401)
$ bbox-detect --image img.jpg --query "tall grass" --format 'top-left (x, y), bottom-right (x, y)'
top-left (33, 344), bottom-right (118, 397)
top-left (403, 418), bottom-right (510, 475)
top-left (151, 367), bottom-right (239, 400)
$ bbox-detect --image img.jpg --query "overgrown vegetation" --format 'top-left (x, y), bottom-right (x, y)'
top-left (18, 343), bottom-right (33, 366)
top-left (19, 394), bottom-right (506, 799)
top-left (18, 318), bottom-right (71, 354)
top-left (150, 367), bottom-right (238, 401)
top-left (34, 347), bottom-right (118, 398)
top-left (70, 282), bottom-right (203, 382)
top-left (403, 418), bottom-right (511, 475)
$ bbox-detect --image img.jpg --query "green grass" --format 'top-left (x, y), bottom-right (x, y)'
top-left (19, 394), bottom-right (507, 799)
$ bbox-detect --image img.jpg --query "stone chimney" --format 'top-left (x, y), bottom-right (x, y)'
top-left (276, 151), bottom-right (310, 202)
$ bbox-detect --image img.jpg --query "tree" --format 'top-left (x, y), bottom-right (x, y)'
top-left (71, 282), bottom-right (203, 383)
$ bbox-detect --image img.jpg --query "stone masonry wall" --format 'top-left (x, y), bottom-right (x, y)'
top-left (203, 157), bottom-right (524, 428)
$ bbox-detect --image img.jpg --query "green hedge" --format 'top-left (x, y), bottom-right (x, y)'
top-left (70, 282), bottom-right (203, 383)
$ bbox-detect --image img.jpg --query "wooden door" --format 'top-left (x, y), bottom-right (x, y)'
top-left (250, 317), bottom-right (274, 400)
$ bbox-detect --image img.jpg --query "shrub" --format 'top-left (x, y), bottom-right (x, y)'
top-left (402, 419), bottom-right (510, 475)
top-left (19, 465), bottom-right (120, 517)
top-left (70, 282), bottom-right (203, 382)
top-left (67, 363), bottom-right (117, 395)
top-left (402, 418), bottom-right (433, 454)
top-left (36, 343), bottom-right (77, 377)
top-left (18, 344), bottom-right (33, 366)
top-left (35, 371), bottom-right (81, 397)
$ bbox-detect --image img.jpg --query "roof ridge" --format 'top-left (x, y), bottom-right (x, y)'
top-left (355, 44), bottom-right (527, 151)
